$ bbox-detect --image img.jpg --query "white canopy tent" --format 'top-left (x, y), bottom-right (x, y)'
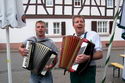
top-left (0, 0), bottom-right (26, 83)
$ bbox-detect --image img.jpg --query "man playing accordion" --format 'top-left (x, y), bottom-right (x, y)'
top-left (18, 20), bottom-right (58, 83)
top-left (70, 15), bottom-right (103, 83)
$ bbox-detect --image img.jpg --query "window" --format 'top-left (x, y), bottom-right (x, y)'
top-left (92, 21), bottom-right (113, 35)
top-left (74, 0), bottom-right (81, 7)
top-left (107, 0), bottom-right (113, 8)
top-left (45, 22), bottom-right (48, 34)
top-left (46, 0), bottom-right (53, 6)
top-left (45, 22), bottom-right (63, 35)
top-left (97, 21), bottom-right (109, 34)
top-left (53, 22), bottom-right (61, 35)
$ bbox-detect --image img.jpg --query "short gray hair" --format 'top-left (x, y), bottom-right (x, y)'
top-left (35, 20), bottom-right (46, 27)
top-left (72, 15), bottom-right (85, 25)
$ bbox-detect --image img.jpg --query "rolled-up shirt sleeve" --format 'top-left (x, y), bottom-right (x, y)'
top-left (92, 33), bottom-right (102, 51)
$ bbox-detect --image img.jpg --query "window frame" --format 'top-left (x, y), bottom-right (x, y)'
top-left (53, 22), bottom-right (61, 35)
top-left (45, 22), bottom-right (48, 34)
top-left (97, 21), bottom-right (109, 35)
top-left (107, 0), bottom-right (113, 8)
top-left (46, 0), bottom-right (53, 7)
top-left (74, 0), bottom-right (81, 7)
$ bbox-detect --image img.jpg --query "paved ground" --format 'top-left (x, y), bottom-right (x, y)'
top-left (0, 48), bottom-right (125, 83)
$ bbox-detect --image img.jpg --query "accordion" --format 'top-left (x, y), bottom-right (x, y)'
top-left (59, 36), bottom-right (95, 74)
top-left (22, 41), bottom-right (57, 75)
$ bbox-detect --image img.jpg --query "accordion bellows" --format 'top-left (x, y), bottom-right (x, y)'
top-left (59, 36), bottom-right (83, 71)
top-left (59, 35), bottom-right (95, 74)
top-left (22, 42), bottom-right (57, 75)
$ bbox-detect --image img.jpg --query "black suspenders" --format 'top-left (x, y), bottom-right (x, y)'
top-left (73, 32), bottom-right (88, 38)
top-left (83, 32), bottom-right (87, 38)
top-left (33, 36), bottom-right (48, 43)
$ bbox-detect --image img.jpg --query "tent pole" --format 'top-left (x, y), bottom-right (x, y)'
top-left (6, 26), bottom-right (12, 83)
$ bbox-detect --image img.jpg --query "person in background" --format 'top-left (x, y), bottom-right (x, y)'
top-left (18, 20), bottom-right (58, 83)
top-left (70, 15), bottom-right (103, 83)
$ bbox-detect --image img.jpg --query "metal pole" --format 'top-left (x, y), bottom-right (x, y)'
top-left (6, 26), bottom-right (12, 83)
top-left (101, 0), bottom-right (121, 83)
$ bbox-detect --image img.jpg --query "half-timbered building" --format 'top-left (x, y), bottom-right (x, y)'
top-left (0, 0), bottom-right (125, 50)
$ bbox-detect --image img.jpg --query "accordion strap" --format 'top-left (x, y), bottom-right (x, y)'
top-left (78, 32), bottom-right (95, 74)
top-left (33, 36), bottom-right (48, 43)
top-left (73, 32), bottom-right (88, 38)
top-left (83, 32), bottom-right (87, 38)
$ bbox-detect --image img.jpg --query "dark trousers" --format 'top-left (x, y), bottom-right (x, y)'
top-left (70, 66), bottom-right (96, 83)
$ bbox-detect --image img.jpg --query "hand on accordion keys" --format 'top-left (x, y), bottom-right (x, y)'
top-left (44, 64), bottom-right (54, 71)
top-left (75, 54), bottom-right (90, 64)
top-left (59, 36), bottom-right (95, 74)
top-left (41, 56), bottom-right (58, 74)
top-left (19, 41), bottom-right (31, 56)
top-left (44, 55), bottom-right (57, 70)
top-left (19, 48), bottom-right (29, 56)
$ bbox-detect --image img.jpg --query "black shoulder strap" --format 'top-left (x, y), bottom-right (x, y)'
top-left (73, 33), bottom-right (75, 36)
top-left (73, 32), bottom-right (87, 37)
top-left (33, 36), bottom-right (48, 43)
top-left (84, 32), bottom-right (88, 38)
top-left (32, 36), bottom-right (37, 42)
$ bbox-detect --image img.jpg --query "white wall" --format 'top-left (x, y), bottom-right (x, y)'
top-left (85, 19), bottom-right (124, 41)
top-left (0, 19), bottom-right (36, 43)
top-left (0, 18), bottom-right (124, 43)
top-left (0, 18), bottom-right (74, 43)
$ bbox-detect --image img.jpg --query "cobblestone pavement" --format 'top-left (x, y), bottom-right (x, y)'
top-left (0, 48), bottom-right (125, 83)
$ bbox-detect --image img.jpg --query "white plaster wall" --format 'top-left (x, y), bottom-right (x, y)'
top-left (0, 19), bottom-right (74, 43)
top-left (0, 19), bottom-right (36, 43)
top-left (85, 19), bottom-right (123, 41)
top-left (64, 6), bottom-right (72, 15)
top-left (91, 7), bottom-right (101, 15)
top-left (55, 6), bottom-right (62, 14)
top-left (80, 7), bottom-right (90, 15)
top-left (0, 18), bottom-right (123, 43)
top-left (0, 29), bottom-right (6, 43)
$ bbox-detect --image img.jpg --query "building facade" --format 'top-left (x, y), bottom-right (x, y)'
top-left (0, 0), bottom-right (125, 50)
